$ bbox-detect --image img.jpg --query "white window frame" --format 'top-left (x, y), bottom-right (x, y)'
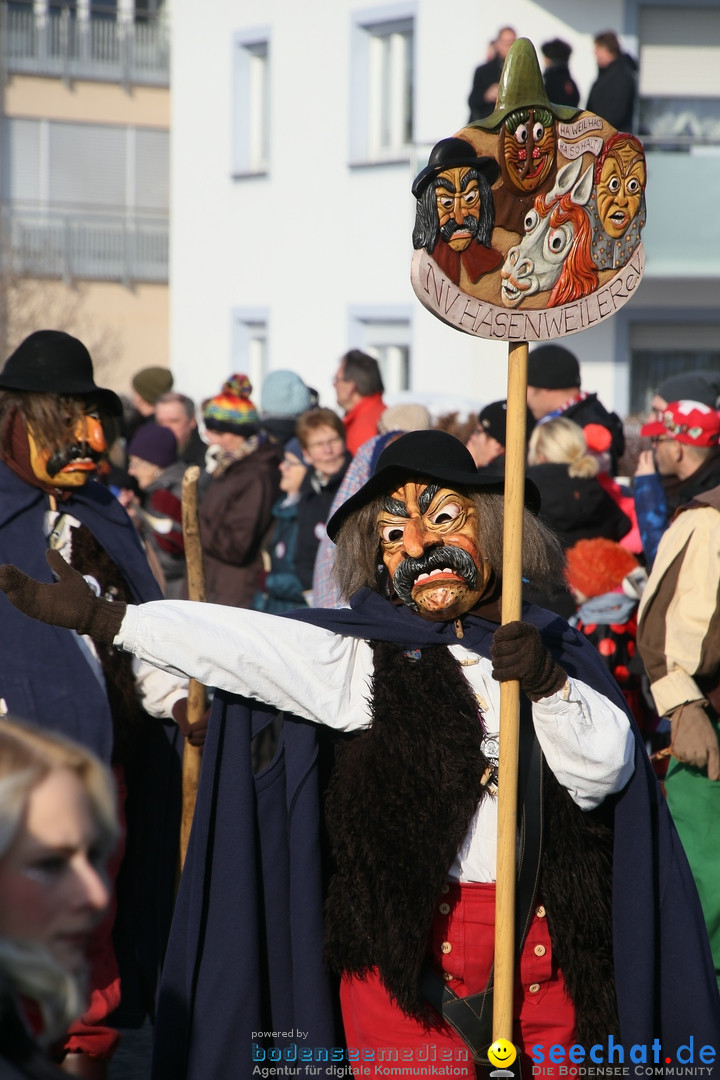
top-left (231, 308), bottom-right (269, 393)
top-left (349, 6), bottom-right (415, 165)
top-left (232, 29), bottom-right (271, 176)
top-left (349, 306), bottom-right (412, 393)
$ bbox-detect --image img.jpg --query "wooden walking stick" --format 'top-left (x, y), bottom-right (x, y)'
top-left (493, 341), bottom-right (528, 1045)
top-left (410, 36), bottom-right (647, 1069)
top-left (179, 465), bottom-right (206, 868)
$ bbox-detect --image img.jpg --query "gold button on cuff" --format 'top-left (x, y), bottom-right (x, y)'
top-left (441, 883), bottom-right (450, 894)
top-left (443, 972), bottom-right (454, 982)
top-left (535, 905), bottom-right (546, 918)
top-left (439, 903), bottom-right (451, 915)
top-left (528, 983), bottom-right (540, 994)
top-left (441, 942), bottom-right (452, 954)
top-left (534, 944), bottom-right (546, 957)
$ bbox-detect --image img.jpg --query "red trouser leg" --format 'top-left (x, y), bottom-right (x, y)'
top-left (340, 882), bottom-right (576, 1080)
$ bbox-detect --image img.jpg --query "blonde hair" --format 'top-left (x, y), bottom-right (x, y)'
top-left (527, 416), bottom-right (599, 478)
top-left (0, 718), bottom-right (118, 1045)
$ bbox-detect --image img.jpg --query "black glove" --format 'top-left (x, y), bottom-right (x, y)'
top-left (0, 549), bottom-right (126, 645)
top-left (668, 701), bottom-right (720, 781)
top-left (491, 621), bottom-right (568, 701)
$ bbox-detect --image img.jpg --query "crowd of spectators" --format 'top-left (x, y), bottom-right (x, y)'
top-left (468, 26), bottom-right (637, 133)
top-left (2, 324), bottom-right (720, 1071)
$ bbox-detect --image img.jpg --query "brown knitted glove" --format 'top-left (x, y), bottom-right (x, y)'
top-left (0, 548), bottom-right (126, 645)
top-left (491, 620), bottom-right (568, 701)
top-left (668, 701), bottom-right (720, 781)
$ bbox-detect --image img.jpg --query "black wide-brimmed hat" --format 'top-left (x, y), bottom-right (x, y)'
top-left (541, 38), bottom-right (573, 63)
top-left (412, 137), bottom-right (501, 199)
top-left (326, 429), bottom-right (540, 540)
top-left (0, 330), bottom-right (123, 416)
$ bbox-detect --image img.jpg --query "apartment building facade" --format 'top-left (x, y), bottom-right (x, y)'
top-left (167, 0), bottom-right (720, 423)
top-left (0, 0), bottom-right (170, 393)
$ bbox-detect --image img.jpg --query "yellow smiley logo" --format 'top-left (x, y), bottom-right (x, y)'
top-left (488, 1039), bottom-right (517, 1068)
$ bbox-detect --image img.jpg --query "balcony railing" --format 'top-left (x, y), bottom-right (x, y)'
top-left (638, 96), bottom-right (720, 152)
top-left (0, 2), bottom-right (169, 86)
top-left (0, 204), bottom-right (169, 284)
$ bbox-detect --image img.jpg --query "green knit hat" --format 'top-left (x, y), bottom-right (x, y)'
top-left (471, 37), bottom-right (580, 131)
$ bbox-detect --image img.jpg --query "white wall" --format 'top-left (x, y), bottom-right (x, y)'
top-left (169, 0), bottom-right (640, 417)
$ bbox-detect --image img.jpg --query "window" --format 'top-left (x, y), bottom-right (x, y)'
top-left (350, 10), bottom-right (414, 163)
top-left (2, 118), bottom-right (169, 211)
top-left (232, 31), bottom-right (271, 175)
top-left (135, 0), bottom-right (164, 22)
top-left (637, 5), bottom-right (720, 146)
top-left (232, 311), bottom-right (269, 393)
top-left (629, 322), bottom-right (720, 414)
top-left (349, 308), bottom-right (412, 392)
top-left (1, 118), bottom-right (169, 282)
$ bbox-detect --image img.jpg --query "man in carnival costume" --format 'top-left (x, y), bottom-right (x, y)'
top-left (0, 430), bottom-right (718, 1080)
top-left (0, 331), bottom-right (195, 1078)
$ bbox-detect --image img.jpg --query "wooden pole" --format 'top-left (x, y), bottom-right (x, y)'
top-left (179, 465), bottom-right (206, 869)
top-left (493, 340), bottom-right (529, 1044)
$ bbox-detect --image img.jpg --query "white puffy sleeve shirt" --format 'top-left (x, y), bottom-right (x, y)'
top-left (115, 601), bottom-right (634, 882)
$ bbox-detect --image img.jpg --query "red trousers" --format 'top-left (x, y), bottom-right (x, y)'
top-left (340, 881), bottom-right (575, 1079)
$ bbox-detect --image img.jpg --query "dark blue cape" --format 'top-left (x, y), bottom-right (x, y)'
top-left (0, 463), bottom-right (163, 758)
top-left (152, 588), bottom-right (720, 1079)
top-left (0, 463), bottom-right (181, 1025)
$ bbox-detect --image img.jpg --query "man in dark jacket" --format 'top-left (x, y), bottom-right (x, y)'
top-left (526, 343), bottom-right (625, 472)
top-left (586, 30), bottom-right (637, 132)
top-left (467, 26), bottom-right (516, 122)
top-left (1, 430), bottom-right (719, 1080)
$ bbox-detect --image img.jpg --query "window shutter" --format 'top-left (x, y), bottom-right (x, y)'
top-left (135, 128), bottom-right (170, 211)
top-left (48, 122), bottom-right (125, 206)
top-left (3, 118), bottom-right (41, 201)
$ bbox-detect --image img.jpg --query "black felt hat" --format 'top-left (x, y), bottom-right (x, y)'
top-left (412, 137), bottom-right (500, 199)
top-left (326, 429), bottom-right (540, 540)
top-left (477, 400), bottom-right (536, 447)
top-left (0, 330), bottom-right (123, 416)
top-left (527, 345), bottom-right (581, 390)
top-left (541, 38), bottom-right (572, 63)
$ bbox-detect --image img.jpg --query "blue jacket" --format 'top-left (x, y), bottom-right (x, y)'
top-left (152, 589), bottom-right (720, 1080)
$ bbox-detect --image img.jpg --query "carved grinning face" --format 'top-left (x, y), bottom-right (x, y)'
top-left (501, 107), bottom-right (556, 193)
top-left (377, 480), bottom-right (491, 621)
top-left (596, 143), bottom-right (646, 239)
top-left (28, 403), bottom-right (108, 488)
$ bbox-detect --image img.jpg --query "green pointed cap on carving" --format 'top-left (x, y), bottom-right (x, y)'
top-left (471, 37), bottom-right (581, 131)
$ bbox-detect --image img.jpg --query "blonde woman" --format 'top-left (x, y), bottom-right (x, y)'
top-left (527, 416), bottom-right (631, 550)
top-left (0, 717), bottom-right (118, 1079)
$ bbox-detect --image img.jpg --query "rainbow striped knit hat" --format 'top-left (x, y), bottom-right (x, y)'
top-left (203, 374), bottom-right (259, 433)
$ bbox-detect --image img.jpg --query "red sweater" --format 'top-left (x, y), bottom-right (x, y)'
top-left (343, 393), bottom-right (385, 455)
